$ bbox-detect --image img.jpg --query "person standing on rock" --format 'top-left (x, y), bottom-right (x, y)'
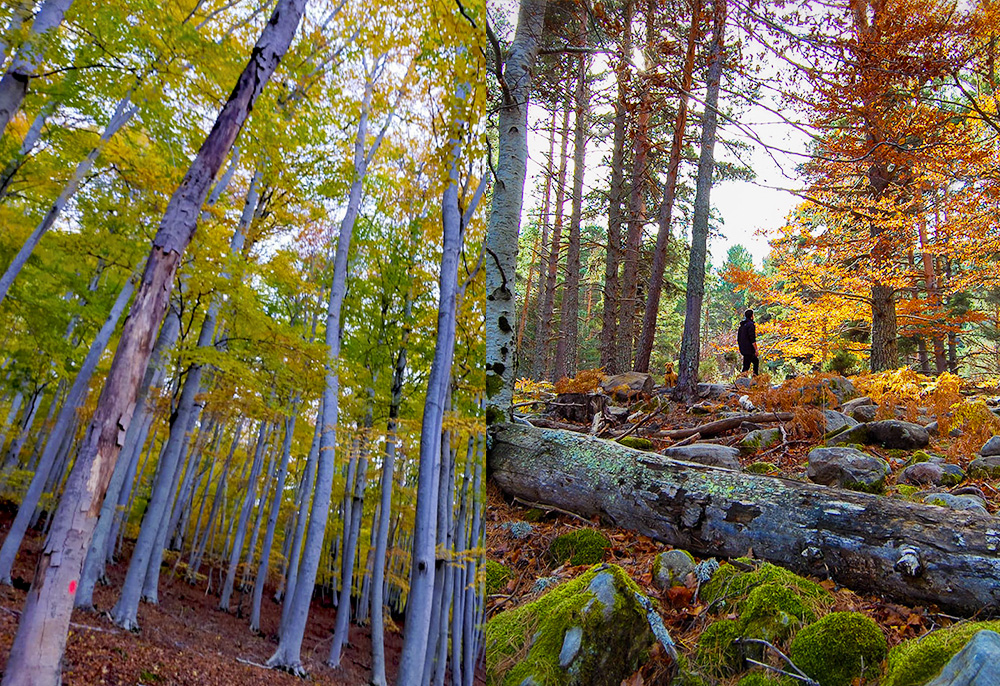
top-left (737, 309), bottom-right (759, 376)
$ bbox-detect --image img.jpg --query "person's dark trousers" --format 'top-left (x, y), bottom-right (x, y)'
top-left (741, 354), bottom-right (759, 375)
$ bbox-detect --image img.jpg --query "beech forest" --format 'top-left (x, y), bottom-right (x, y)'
top-left (3, 0), bottom-right (1000, 686)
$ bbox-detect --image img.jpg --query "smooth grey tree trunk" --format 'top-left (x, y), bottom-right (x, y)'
top-left (396, 80), bottom-right (468, 684)
top-left (0, 390), bottom-right (23, 452)
top-left (219, 419), bottom-right (269, 610)
top-left (0, 274), bottom-right (136, 584)
top-left (0, 94), bottom-right (137, 305)
top-left (328, 392), bottom-right (374, 666)
top-left (279, 397), bottom-right (321, 633)
top-left (268, 60), bottom-right (394, 674)
top-left (249, 407), bottom-right (298, 632)
top-left (187, 418), bottom-right (243, 582)
top-left (0, 0), bottom-right (75, 140)
top-left (484, 0), bottom-right (547, 425)
top-left (1, 4), bottom-right (307, 672)
top-left (674, 0), bottom-right (726, 400)
top-left (370, 293), bottom-right (412, 686)
top-left (2, 385), bottom-right (41, 473)
top-left (462, 435), bottom-right (485, 686)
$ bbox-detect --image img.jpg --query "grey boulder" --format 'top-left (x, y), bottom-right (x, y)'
top-left (867, 420), bottom-right (930, 449)
top-left (980, 436), bottom-right (1000, 457)
top-left (927, 630), bottom-right (1000, 686)
top-left (899, 462), bottom-right (965, 487)
top-left (660, 444), bottom-right (742, 471)
top-left (807, 447), bottom-right (890, 493)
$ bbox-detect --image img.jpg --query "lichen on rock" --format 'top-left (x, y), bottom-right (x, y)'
top-left (484, 564), bottom-right (655, 686)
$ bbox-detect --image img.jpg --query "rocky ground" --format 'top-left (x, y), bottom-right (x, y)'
top-left (484, 370), bottom-right (1000, 685)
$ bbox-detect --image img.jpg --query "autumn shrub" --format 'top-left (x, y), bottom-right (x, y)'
top-left (514, 377), bottom-right (556, 406)
top-left (854, 368), bottom-right (963, 425)
top-left (553, 368), bottom-right (606, 395)
top-left (946, 400), bottom-right (1000, 461)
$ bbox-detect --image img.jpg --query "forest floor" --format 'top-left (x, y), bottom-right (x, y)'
top-left (486, 372), bottom-right (1000, 683)
top-left (0, 501), bottom-right (412, 686)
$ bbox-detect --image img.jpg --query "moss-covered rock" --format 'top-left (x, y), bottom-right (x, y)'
top-left (696, 619), bottom-right (743, 677)
top-left (617, 436), bottom-right (654, 450)
top-left (549, 529), bottom-right (612, 566)
top-left (484, 560), bottom-right (513, 595)
top-left (740, 428), bottom-right (782, 455)
top-left (523, 508), bottom-right (547, 522)
top-left (746, 461), bottom-right (777, 475)
top-left (736, 673), bottom-right (779, 686)
top-left (789, 612), bottom-right (886, 686)
top-left (484, 564), bottom-right (655, 686)
top-left (882, 620), bottom-right (1000, 686)
top-left (699, 560), bottom-right (831, 614)
top-left (739, 583), bottom-right (815, 645)
top-left (652, 549), bottom-right (696, 590)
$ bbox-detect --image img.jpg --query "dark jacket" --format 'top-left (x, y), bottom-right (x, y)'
top-left (737, 319), bottom-right (756, 356)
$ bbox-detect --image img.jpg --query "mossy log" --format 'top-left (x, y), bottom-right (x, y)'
top-left (488, 424), bottom-right (1000, 615)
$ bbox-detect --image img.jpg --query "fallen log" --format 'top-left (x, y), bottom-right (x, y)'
top-left (652, 412), bottom-right (794, 440)
top-left (488, 424), bottom-right (1000, 615)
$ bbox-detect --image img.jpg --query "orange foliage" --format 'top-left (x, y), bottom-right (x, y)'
top-left (553, 368), bottom-right (607, 395)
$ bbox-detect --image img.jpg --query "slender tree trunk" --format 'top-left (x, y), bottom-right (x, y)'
top-left (268, 64), bottom-right (389, 672)
top-left (0, 94), bottom-right (137, 304)
top-left (484, 0), bottom-right (547, 425)
top-left (249, 406), bottom-right (298, 633)
top-left (521, 108), bottom-right (556, 362)
top-left (188, 418), bottom-right (243, 582)
top-left (674, 0), bottom-right (726, 400)
top-left (2, 386), bottom-right (42, 473)
top-left (0, 0), bottom-right (75, 140)
top-left (0, 275), bottom-right (136, 584)
top-left (0, 98), bottom-right (57, 199)
top-left (328, 391), bottom-right (374, 666)
top-left (461, 435), bottom-right (485, 686)
top-left (219, 420), bottom-right (269, 611)
top-left (396, 79), bottom-right (469, 685)
top-left (635, 0), bottom-right (701, 372)
top-left (534, 88), bottom-right (572, 380)
top-left (1, 3), bottom-right (305, 680)
top-left (554, 50), bottom-right (588, 380)
top-left (599, 0), bottom-right (634, 374)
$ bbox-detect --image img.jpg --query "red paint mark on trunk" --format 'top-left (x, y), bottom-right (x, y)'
top-left (68, 580), bottom-right (77, 594)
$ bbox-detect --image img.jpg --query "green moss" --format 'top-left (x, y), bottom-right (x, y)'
top-left (895, 484), bottom-right (920, 497)
top-left (617, 436), bottom-right (654, 450)
top-left (789, 612), bottom-right (887, 686)
top-left (883, 620), bottom-right (1000, 686)
top-left (696, 619), bottom-right (743, 677)
top-left (746, 462), bottom-right (777, 475)
top-left (906, 450), bottom-right (934, 466)
top-left (484, 564), bottom-right (652, 686)
top-left (736, 673), bottom-right (779, 686)
top-left (844, 476), bottom-right (886, 494)
top-left (523, 508), bottom-right (547, 523)
top-left (739, 584), bottom-right (815, 645)
top-left (700, 560), bottom-right (831, 615)
top-left (485, 560), bottom-right (513, 595)
top-left (549, 529), bottom-right (612, 566)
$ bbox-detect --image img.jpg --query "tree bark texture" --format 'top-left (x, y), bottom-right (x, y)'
top-left (534, 87), bottom-right (571, 381)
top-left (599, 0), bottom-right (633, 375)
top-left (1, 1), bottom-right (306, 681)
top-left (870, 282), bottom-right (898, 372)
top-left (634, 0), bottom-right (701, 373)
top-left (484, 0), bottom-right (547, 425)
top-left (674, 0), bottom-right (726, 400)
top-left (553, 50), bottom-right (588, 381)
top-left (490, 424), bottom-right (1000, 615)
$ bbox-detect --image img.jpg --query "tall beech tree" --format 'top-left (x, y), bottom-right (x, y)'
top-left (1, 1), bottom-right (306, 681)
